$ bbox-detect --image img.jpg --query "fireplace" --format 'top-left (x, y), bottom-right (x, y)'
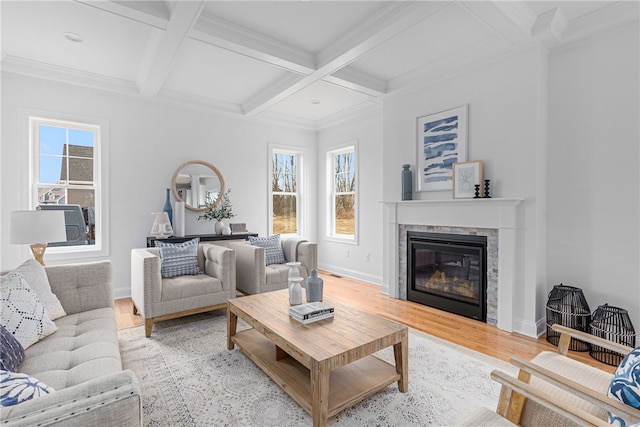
top-left (407, 231), bottom-right (487, 322)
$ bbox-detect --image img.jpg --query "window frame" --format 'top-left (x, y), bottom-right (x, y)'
top-left (268, 144), bottom-right (304, 237)
top-left (326, 142), bottom-right (358, 244)
top-left (29, 115), bottom-right (109, 260)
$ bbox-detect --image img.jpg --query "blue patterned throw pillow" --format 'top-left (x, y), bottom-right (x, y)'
top-left (0, 325), bottom-right (24, 372)
top-left (155, 238), bottom-right (203, 278)
top-left (608, 345), bottom-right (640, 426)
top-left (249, 235), bottom-right (286, 266)
top-left (0, 370), bottom-right (53, 406)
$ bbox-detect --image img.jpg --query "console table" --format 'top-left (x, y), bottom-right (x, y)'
top-left (146, 232), bottom-right (258, 247)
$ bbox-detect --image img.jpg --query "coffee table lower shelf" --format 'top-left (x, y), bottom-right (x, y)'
top-left (232, 328), bottom-right (401, 418)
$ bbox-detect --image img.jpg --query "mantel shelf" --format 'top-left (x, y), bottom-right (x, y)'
top-left (382, 198), bottom-right (524, 206)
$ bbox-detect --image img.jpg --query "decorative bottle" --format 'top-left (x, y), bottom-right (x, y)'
top-left (401, 164), bottom-right (412, 201)
top-left (163, 188), bottom-right (173, 225)
top-left (305, 269), bottom-right (324, 303)
top-left (289, 277), bottom-right (303, 305)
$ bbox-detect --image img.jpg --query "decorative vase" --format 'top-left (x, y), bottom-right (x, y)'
top-left (214, 220), bottom-right (224, 235)
top-left (173, 201), bottom-right (185, 237)
top-left (163, 188), bottom-right (173, 226)
top-left (286, 262), bottom-right (301, 280)
top-left (221, 226), bottom-right (232, 236)
top-left (401, 164), bottom-right (412, 201)
top-left (289, 276), bottom-right (303, 305)
top-left (305, 269), bottom-right (323, 302)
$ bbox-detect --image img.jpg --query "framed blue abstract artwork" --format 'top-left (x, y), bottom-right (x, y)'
top-left (416, 105), bottom-right (468, 192)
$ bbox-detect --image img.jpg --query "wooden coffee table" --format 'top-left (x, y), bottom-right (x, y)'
top-left (227, 289), bottom-right (408, 427)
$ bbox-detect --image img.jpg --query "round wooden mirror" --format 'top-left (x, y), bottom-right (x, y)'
top-left (171, 160), bottom-right (226, 212)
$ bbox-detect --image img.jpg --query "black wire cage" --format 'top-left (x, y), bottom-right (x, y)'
top-left (545, 284), bottom-right (591, 351)
top-left (589, 304), bottom-right (636, 366)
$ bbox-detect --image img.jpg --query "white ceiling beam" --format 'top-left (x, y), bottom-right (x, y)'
top-left (192, 13), bottom-right (315, 75)
top-left (191, 13), bottom-right (387, 98)
top-left (137, 1), bottom-right (205, 98)
top-left (243, 1), bottom-right (449, 116)
top-left (74, 0), bottom-right (170, 30)
top-left (459, 1), bottom-right (536, 45)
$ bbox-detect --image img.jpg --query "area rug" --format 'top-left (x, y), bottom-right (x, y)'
top-left (118, 311), bottom-right (515, 426)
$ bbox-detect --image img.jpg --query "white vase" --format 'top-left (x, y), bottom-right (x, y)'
top-left (221, 226), bottom-right (232, 236)
top-left (214, 220), bottom-right (224, 235)
top-left (173, 201), bottom-right (185, 237)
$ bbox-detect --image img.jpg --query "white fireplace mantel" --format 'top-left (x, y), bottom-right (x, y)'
top-left (382, 198), bottom-right (523, 332)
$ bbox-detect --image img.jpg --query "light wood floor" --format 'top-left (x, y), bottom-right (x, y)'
top-left (115, 270), bottom-right (615, 373)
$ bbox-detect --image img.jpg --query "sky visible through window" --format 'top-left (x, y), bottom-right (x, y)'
top-left (39, 125), bottom-right (93, 184)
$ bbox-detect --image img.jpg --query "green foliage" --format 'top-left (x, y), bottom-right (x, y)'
top-left (197, 189), bottom-right (235, 221)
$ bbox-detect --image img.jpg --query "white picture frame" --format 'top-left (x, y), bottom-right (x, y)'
top-left (453, 160), bottom-right (483, 199)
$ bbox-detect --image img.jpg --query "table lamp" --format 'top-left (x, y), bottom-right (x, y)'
top-left (10, 210), bottom-right (67, 266)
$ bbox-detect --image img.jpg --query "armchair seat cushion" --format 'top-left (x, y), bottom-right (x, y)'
top-left (161, 274), bottom-right (223, 302)
top-left (18, 307), bottom-right (121, 391)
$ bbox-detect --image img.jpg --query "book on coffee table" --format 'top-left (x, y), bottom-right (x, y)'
top-left (289, 302), bottom-right (334, 323)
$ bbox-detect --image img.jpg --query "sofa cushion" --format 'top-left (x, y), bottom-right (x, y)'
top-left (608, 345), bottom-right (640, 426)
top-left (156, 238), bottom-right (203, 278)
top-left (0, 325), bottom-right (24, 372)
top-left (249, 235), bottom-right (285, 265)
top-left (0, 274), bottom-right (58, 349)
top-left (0, 370), bottom-right (54, 407)
top-left (19, 307), bottom-right (122, 391)
top-left (161, 274), bottom-right (222, 302)
top-left (11, 259), bottom-right (66, 320)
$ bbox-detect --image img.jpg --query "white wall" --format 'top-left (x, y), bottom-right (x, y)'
top-left (1, 73), bottom-right (317, 298)
top-left (317, 110), bottom-right (383, 284)
top-left (381, 47), bottom-right (547, 336)
top-left (547, 23), bottom-right (640, 332)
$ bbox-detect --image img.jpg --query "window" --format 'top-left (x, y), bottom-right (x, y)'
top-left (270, 147), bottom-right (302, 235)
top-left (327, 144), bottom-right (356, 240)
top-left (30, 117), bottom-right (101, 251)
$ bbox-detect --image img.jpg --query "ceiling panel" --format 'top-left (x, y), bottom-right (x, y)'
top-left (267, 80), bottom-right (371, 121)
top-left (163, 37), bottom-right (292, 105)
top-left (202, 1), bottom-right (390, 53)
top-left (1, 1), bottom-right (152, 82)
top-left (348, 2), bottom-right (504, 81)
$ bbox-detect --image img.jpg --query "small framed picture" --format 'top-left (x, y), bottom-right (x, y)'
top-left (452, 160), bottom-right (483, 199)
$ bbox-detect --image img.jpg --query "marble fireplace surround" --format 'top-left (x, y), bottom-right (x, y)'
top-left (382, 198), bottom-right (523, 332)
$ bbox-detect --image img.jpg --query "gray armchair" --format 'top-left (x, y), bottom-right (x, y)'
top-left (131, 243), bottom-right (236, 337)
top-left (220, 237), bottom-right (317, 295)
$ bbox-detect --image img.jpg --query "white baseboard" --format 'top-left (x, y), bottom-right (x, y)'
top-left (113, 286), bottom-right (131, 300)
top-left (512, 316), bottom-right (544, 338)
top-left (317, 263), bottom-right (382, 287)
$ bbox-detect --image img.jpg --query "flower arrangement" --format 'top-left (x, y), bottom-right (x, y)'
top-left (197, 189), bottom-right (235, 222)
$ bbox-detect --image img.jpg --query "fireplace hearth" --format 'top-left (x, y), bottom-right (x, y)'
top-left (407, 231), bottom-right (487, 322)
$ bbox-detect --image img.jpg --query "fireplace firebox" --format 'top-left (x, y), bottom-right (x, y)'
top-left (407, 231), bottom-right (487, 322)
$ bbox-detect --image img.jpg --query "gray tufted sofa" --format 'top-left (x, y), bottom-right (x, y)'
top-left (1, 261), bottom-right (142, 427)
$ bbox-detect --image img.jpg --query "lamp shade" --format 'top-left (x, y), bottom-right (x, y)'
top-left (10, 210), bottom-right (67, 244)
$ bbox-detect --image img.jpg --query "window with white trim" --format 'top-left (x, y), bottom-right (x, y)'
top-left (327, 144), bottom-right (356, 240)
top-left (269, 147), bottom-right (302, 236)
top-left (30, 117), bottom-right (101, 251)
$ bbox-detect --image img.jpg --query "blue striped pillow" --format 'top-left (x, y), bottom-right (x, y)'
top-left (155, 238), bottom-right (203, 278)
top-left (249, 235), bottom-right (286, 266)
top-left (0, 325), bottom-right (24, 372)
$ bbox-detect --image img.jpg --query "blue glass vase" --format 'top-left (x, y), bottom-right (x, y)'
top-left (163, 188), bottom-right (173, 225)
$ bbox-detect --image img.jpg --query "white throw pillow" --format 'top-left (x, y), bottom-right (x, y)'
top-left (0, 370), bottom-right (54, 407)
top-left (11, 259), bottom-right (66, 320)
top-left (0, 273), bottom-right (58, 349)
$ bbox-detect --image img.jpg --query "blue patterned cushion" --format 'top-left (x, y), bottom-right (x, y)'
top-left (0, 325), bottom-right (24, 372)
top-left (155, 238), bottom-right (203, 278)
top-left (0, 274), bottom-right (58, 349)
top-left (608, 345), bottom-right (640, 426)
top-left (249, 235), bottom-right (286, 266)
top-left (0, 370), bottom-right (54, 406)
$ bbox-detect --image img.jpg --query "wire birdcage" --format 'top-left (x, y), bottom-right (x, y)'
top-left (589, 304), bottom-right (636, 366)
top-left (545, 284), bottom-right (591, 351)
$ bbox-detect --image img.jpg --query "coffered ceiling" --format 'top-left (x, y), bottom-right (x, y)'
top-left (1, 1), bottom-right (637, 129)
